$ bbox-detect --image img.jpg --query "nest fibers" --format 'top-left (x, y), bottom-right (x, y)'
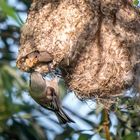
top-left (17, 0), bottom-right (140, 106)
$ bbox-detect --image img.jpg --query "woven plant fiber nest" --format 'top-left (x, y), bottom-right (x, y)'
top-left (17, 0), bottom-right (140, 106)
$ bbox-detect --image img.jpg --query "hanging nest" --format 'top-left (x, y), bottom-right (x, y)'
top-left (16, 0), bottom-right (140, 107)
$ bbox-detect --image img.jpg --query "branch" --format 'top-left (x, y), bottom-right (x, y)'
top-left (103, 108), bottom-right (111, 140)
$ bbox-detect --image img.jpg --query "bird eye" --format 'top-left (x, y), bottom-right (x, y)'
top-left (35, 54), bottom-right (38, 58)
top-left (41, 74), bottom-right (46, 80)
top-left (43, 77), bottom-right (45, 80)
top-left (42, 73), bottom-right (47, 77)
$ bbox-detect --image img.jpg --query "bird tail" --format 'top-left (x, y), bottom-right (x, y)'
top-left (55, 108), bottom-right (74, 124)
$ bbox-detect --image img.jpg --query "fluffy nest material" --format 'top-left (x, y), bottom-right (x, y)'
top-left (16, 0), bottom-right (140, 107)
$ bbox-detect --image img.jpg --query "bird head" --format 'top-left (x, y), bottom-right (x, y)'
top-left (30, 71), bottom-right (46, 94)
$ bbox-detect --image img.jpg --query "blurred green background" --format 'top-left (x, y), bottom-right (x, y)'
top-left (0, 0), bottom-right (140, 140)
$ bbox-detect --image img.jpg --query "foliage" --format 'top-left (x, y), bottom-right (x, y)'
top-left (0, 0), bottom-right (140, 140)
top-left (133, 0), bottom-right (139, 6)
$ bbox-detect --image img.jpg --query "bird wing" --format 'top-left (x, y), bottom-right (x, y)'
top-left (38, 87), bottom-right (61, 112)
top-left (51, 89), bottom-right (61, 111)
top-left (38, 51), bottom-right (53, 63)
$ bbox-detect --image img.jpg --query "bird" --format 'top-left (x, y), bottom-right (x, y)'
top-left (29, 71), bottom-right (74, 124)
top-left (25, 50), bottom-right (53, 71)
top-left (44, 68), bottom-right (68, 99)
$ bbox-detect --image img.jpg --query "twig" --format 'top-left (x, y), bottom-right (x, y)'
top-left (103, 108), bottom-right (111, 140)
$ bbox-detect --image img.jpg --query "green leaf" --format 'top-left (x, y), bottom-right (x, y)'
top-left (3, 65), bottom-right (27, 89)
top-left (133, 0), bottom-right (139, 6)
top-left (122, 133), bottom-right (137, 140)
top-left (0, 0), bottom-right (22, 26)
top-left (78, 134), bottom-right (92, 140)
